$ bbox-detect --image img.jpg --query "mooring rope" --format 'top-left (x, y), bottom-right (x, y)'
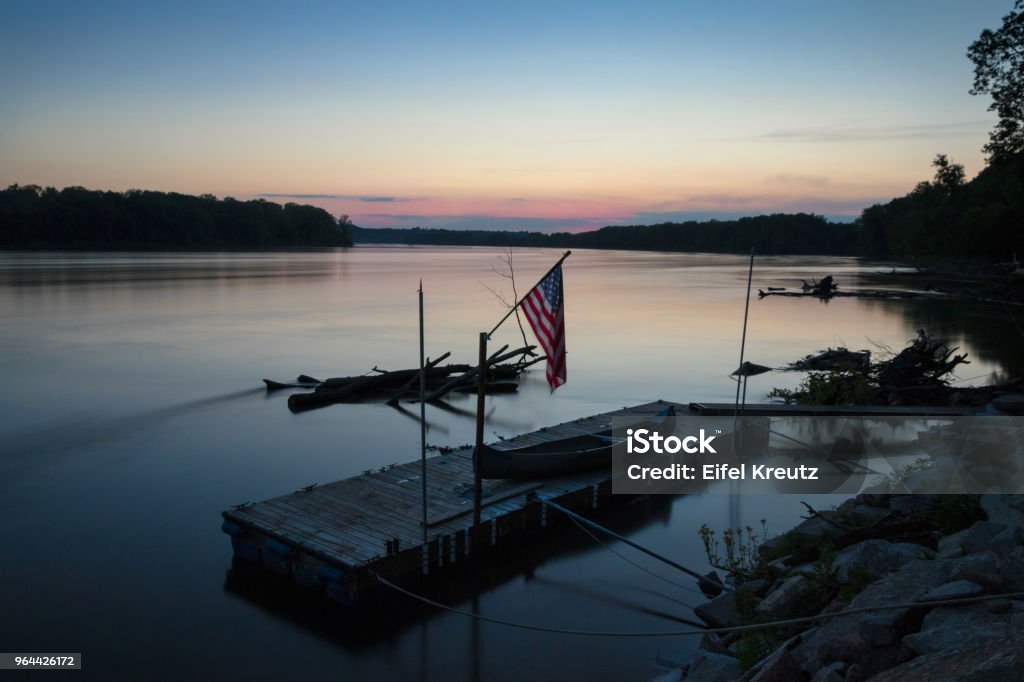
top-left (373, 573), bottom-right (1024, 639)
top-left (564, 513), bottom-right (706, 599)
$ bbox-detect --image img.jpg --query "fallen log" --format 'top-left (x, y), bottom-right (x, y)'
top-left (419, 345), bottom-right (534, 402)
top-left (386, 351), bottom-right (452, 406)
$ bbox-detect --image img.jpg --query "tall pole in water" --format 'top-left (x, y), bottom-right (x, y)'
top-left (730, 248), bottom-right (754, 531)
top-left (473, 332), bottom-right (487, 527)
top-left (419, 281), bottom-right (429, 571)
top-left (733, 247), bottom-right (755, 422)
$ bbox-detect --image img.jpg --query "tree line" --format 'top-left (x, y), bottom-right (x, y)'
top-left (352, 214), bottom-right (863, 255)
top-left (0, 185), bottom-right (353, 248)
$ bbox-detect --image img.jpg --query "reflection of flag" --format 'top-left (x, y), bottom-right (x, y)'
top-left (521, 264), bottom-right (566, 390)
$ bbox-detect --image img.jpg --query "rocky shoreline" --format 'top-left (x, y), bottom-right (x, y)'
top-left (660, 494), bottom-right (1024, 681)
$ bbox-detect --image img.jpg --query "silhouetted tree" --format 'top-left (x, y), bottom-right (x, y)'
top-left (968, 0), bottom-right (1024, 160)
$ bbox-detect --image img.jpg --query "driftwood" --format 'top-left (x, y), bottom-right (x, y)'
top-left (778, 330), bottom-right (970, 407)
top-left (420, 345), bottom-right (535, 402)
top-left (786, 348), bottom-right (871, 372)
top-left (280, 345), bottom-right (540, 413)
top-left (385, 351), bottom-right (452, 406)
top-left (759, 289), bottom-right (932, 300)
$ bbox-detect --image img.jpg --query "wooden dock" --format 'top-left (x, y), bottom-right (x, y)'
top-left (221, 399), bottom-right (726, 605)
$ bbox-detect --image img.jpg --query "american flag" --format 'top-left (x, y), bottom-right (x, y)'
top-left (520, 263), bottom-right (566, 390)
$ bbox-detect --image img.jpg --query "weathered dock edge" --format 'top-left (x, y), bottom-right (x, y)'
top-left (221, 400), bottom-right (711, 605)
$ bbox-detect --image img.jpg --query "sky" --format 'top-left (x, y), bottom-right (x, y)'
top-left (0, 1), bottom-right (1014, 230)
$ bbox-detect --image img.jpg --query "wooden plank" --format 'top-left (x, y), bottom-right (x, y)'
top-left (426, 482), bottom-right (542, 527)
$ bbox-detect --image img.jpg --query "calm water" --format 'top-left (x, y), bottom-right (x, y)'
top-left (0, 247), bottom-right (1018, 681)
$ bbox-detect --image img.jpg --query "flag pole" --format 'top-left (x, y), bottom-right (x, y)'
top-left (419, 280), bottom-right (429, 573)
top-left (473, 249), bottom-right (572, 528)
top-left (487, 250), bottom-right (571, 337)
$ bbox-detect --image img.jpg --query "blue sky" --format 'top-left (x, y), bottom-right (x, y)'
top-left (0, 0), bottom-right (1013, 229)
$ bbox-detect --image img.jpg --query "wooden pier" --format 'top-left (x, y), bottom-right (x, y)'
top-left (221, 399), bottom-right (727, 605)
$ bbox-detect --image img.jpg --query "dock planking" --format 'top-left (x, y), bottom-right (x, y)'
top-left (222, 400), bottom-right (717, 604)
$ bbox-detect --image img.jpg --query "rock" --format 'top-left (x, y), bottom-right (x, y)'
top-left (887, 494), bottom-right (938, 515)
top-left (792, 515), bottom-right (843, 539)
top-left (992, 394), bottom-right (1024, 414)
top-left (869, 636), bottom-right (1024, 682)
top-left (1000, 546), bottom-right (1024, 592)
top-left (959, 520), bottom-right (1010, 554)
top-left (988, 525), bottom-right (1024, 555)
top-left (918, 579), bottom-right (985, 602)
top-left (951, 550), bottom-right (1005, 592)
top-left (748, 649), bottom-right (801, 682)
top-left (808, 662), bottom-right (845, 682)
top-left (855, 492), bottom-right (890, 508)
top-left (902, 601), bottom-right (1024, 656)
top-left (684, 651), bottom-right (742, 682)
top-left (936, 528), bottom-right (968, 558)
top-left (981, 494), bottom-right (1024, 529)
top-left (832, 539), bottom-right (934, 583)
top-left (848, 504), bottom-right (891, 525)
top-left (755, 575), bottom-right (814, 619)
top-left (738, 579), bottom-right (768, 599)
top-left (651, 669), bottom-right (682, 682)
top-left (792, 557), bottom-right (954, 675)
top-left (698, 570), bottom-right (725, 598)
top-left (694, 592), bottom-right (741, 629)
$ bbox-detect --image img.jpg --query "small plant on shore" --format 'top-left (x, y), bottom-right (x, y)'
top-left (839, 568), bottom-right (874, 602)
top-left (809, 541), bottom-right (837, 587)
top-left (736, 630), bottom-right (777, 672)
top-left (698, 520), bottom-right (767, 581)
top-left (769, 370), bottom-right (878, 405)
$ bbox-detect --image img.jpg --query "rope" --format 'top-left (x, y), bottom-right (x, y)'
top-left (564, 513), bottom-right (706, 599)
top-left (373, 573), bottom-right (1024, 638)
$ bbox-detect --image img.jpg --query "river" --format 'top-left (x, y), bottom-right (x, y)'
top-left (0, 247), bottom-right (1017, 681)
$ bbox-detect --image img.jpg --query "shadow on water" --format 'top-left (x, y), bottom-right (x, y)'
top-left (0, 387), bottom-right (264, 484)
top-left (221, 496), bottom-right (678, 653)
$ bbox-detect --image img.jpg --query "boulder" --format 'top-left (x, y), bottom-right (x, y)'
top-left (684, 651), bottom-right (742, 682)
top-left (869, 636), bottom-right (1024, 681)
top-left (848, 504), bottom-right (891, 525)
top-left (755, 575), bottom-right (814, 619)
top-left (917, 579), bottom-right (985, 602)
top-left (936, 528), bottom-right (969, 558)
top-left (902, 601), bottom-right (1024, 656)
top-left (832, 539), bottom-right (934, 583)
top-left (981, 494), bottom-right (1024, 529)
top-left (951, 550), bottom-right (1005, 592)
top-left (808, 663), bottom-right (845, 682)
top-left (747, 649), bottom-right (802, 682)
top-left (694, 592), bottom-right (741, 629)
top-left (792, 557), bottom-right (954, 674)
top-left (1000, 546), bottom-right (1024, 592)
top-left (959, 520), bottom-right (1010, 554)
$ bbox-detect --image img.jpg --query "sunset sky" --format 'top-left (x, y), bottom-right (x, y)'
top-left (0, 1), bottom-right (1012, 230)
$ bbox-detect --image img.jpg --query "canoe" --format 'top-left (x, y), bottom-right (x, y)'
top-left (477, 405), bottom-right (675, 480)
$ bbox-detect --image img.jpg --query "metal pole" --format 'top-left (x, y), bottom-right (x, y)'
top-left (733, 247), bottom-right (755, 460)
top-left (473, 331), bottom-right (487, 527)
top-left (733, 247), bottom-right (755, 418)
top-left (419, 281), bottom-right (429, 564)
